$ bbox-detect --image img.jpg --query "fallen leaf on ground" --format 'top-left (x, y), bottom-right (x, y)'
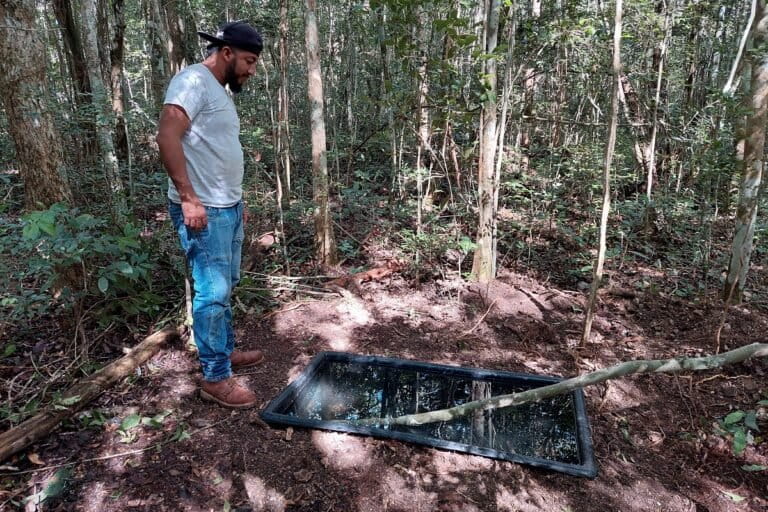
top-left (294, 469), bottom-right (313, 482)
top-left (27, 453), bottom-right (45, 465)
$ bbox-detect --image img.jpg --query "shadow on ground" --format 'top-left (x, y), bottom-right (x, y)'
top-left (7, 270), bottom-right (768, 511)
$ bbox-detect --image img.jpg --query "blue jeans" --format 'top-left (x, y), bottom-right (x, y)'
top-left (169, 201), bottom-right (244, 382)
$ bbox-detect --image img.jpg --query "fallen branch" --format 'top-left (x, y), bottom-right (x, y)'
top-left (3, 416), bottom-right (229, 477)
top-left (324, 261), bottom-right (403, 296)
top-left (0, 326), bottom-right (179, 463)
top-left (354, 343), bottom-right (768, 427)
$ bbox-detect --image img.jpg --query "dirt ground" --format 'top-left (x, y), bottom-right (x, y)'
top-left (2, 268), bottom-right (767, 512)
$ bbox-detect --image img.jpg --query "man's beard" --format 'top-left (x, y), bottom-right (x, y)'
top-left (225, 61), bottom-right (242, 93)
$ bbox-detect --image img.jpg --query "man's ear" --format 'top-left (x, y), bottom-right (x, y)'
top-left (221, 46), bottom-right (235, 61)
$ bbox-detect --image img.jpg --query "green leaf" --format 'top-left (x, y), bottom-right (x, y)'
top-left (721, 491), bottom-right (746, 503)
top-left (744, 411), bottom-right (759, 431)
top-left (724, 411), bottom-right (745, 425)
top-left (120, 413), bottom-right (141, 431)
top-left (58, 395), bottom-right (81, 406)
top-left (39, 221), bottom-right (56, 236)
top-left (223, 501), bottom-right (231, 512)
top-left (116, 261), bottom-right (134, 275)
top-left (741, 464), bottom-right (768, 472)
top-left (98, 277), bottom-right (109, 293)
top-left (3, 344), bottom-right (16, 358)
top-left (25, 467), bottom-right (72, 504)
top-left (758, 400), bottom-right (768, 406)
top-left (142, 410), bottom-right (172, 428)
top-left (22, 223), bottom-right (40, 240)
top-left (171, 424), bottom-right (191, 443)
top-left (732, 428), bottom-right (747, 455)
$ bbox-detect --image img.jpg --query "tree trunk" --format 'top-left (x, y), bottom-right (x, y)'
top-left (645, 4), bottom-right (671, 201)
top-left (305, 0), bottom-right (338, 265)
top-left (0, 0), bottom-right (73, 209)
top-left (96, 0), bottom-right (113, 93)
top-left (377, 6), bottom-right (398, 190)
top-left (79, 0), bottom-right (128, 218)
top-left (581, 0), bottom-right (622, 345)
top-left (277, 0), bottom-right (292, 206)
top-left (723, 0), bottom-right (768, 303)
top-left (164, 0), bottom-right (188, 75)
top-left (520, 0), bottom-right (542, 166)
top-left (51, 0), bottom-right (91, 102)
top-left (471, 0), bottom-right (501, 282)
top-left (415, 6), bottom-right (431, 228)
top-left (146, 0), bottom-right (171, 110)
top-left (51, 0), bottom-right (97, 164)
top-left (111, 0), bottom-right (129, 163)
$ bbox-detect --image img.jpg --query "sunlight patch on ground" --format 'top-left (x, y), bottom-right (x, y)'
top-left (601, 378), bottom-right (645, 410)
top-left (287, 353), bottom-right (313, 383)
top-left (311, 431), bottom-right (373, 472)
top-left (317, 323), bottom-right (353, 351)
top-left (79, 480), bottom-right (110, 512)
top-left (430, 450), bottom-right (493, 478)
top-left (520, 358), bottom-right (566, 375)
top-left (356, 466), bottom-right (438, 512)
top-left (242, 473), bottom-right (286, 512)
top-left (479, 282), bottom-right (547, 322)
top-left (496, 482), bottom-right (569, 512)
top-left (589, 477), bottom-right (696, 511)
top-left (160, 373), bottom-right (197, 397)
top-left (273, 296), bottom-right (372, 351)
top-left (336, 297), bottom-right (371, 325)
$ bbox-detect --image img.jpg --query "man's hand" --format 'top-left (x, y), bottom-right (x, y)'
top-left (182, 200), bottom-right (207, 230)
top-left (243, 204), bottom-right (250, 226)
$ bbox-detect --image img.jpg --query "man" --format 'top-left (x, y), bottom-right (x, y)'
top-left (157, 21), bottom-right (264, 408)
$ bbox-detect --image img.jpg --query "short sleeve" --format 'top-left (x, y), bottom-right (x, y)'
top-left (163, 69), bottom-right (206, 121)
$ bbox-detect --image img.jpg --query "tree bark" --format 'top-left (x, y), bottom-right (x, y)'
top-left (471, 0), bottom-right (501, 282)
top-left (51, 0), bottom-right (91, 103)
top-left (723, 0), bottom-right (768, 303)
top-left (305, 0), bottom-right (338, 265)
top-left (277, 0), bottom-right (293, 206)
top-left (645, 4), bottom-right (671, 202)
top-left (146, 0), bottom-right (171, 110)
top-left (0, 327), bottom-right (178, 463)
top-left (96, 0), bottom-right (113, 93)
top-left (163, 0), bottom-right (188, 75)
top-left (581, 0), bottom-right (622, 345)
top-left (79, 0), bottom-right (128, 219)
top-left (355, 343), bottom-right (768, 427)
top-left (415, 5), bottom-right (431, 229)
top-left (111, 0), bottom-right (129, 162)
top-left (51, 0), bottom-right (98, 163)
top-left (0, 0), bottom-right (73, 209)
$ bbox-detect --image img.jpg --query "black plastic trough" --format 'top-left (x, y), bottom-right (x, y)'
top-left (261, 352), bottom-right (597, 478)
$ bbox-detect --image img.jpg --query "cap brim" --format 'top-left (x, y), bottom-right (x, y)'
top-left (198, 31), bottom-right (225, 45)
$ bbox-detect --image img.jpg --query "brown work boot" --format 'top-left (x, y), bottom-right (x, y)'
top-left (230, 349), bottom-right (265, 369)
top-left (200, 378), bottom-right (257, 409)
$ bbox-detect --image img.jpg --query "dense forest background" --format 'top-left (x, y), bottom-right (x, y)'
top-left (1, 0), bottom-right (768, 507)
top-left (3, 0), bottom-right (767, 335)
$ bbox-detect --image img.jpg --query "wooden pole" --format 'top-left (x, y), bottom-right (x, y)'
top-left (355, 343), bottom-right (768, 427)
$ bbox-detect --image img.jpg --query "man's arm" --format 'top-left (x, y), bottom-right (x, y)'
top-left (157, 104), bottom-right (207, 229)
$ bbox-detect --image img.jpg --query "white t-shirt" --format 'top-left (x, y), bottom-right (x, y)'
top-left (164, 64), bottom-right (244, 208)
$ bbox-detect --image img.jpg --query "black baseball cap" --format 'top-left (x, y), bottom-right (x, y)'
top-left (198, 20), bottom-right (263, 56)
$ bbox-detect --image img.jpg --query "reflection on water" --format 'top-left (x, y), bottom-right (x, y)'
top-left (279, 361), bottom-right (581, 465)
